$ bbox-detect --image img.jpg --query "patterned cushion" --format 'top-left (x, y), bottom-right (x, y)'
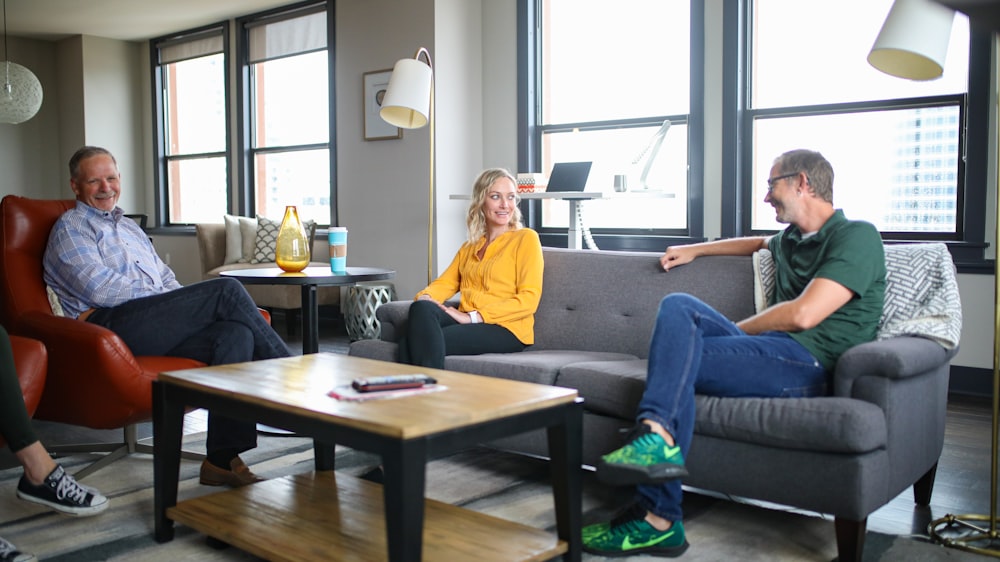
top-left (250, 215), bottom-right (281, 263)
top-left (877, 243), bottom-right (962, 349)
top-left (46, 286), bottom-right (65, 317)
top-left (249, 215), bottom-right (318, 264)
top-left (752, 244), bottom-right (962, 349)
top-left (752, 250), bottom-right (775, 313)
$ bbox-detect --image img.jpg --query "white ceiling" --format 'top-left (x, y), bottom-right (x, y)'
top-left (1, 0), bottom-right (299, 42)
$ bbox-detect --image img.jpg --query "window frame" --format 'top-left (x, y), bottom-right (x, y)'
top-left (235, 0), bottom-right (338, 226)
top-left (517, 0), bottom-right (706, 251)
top-left (149, 22), bottom-right (231, 228)
top-left (723, 0), bottom-right (992, 270)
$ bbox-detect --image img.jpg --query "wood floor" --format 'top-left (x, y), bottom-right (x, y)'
top-left (867, 394), bottom-right (994, 538)
top-left (2, 310), bottom-right (995, 542)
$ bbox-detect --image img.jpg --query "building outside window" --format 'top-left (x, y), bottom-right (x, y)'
top-left (528, 0), bottom-right (698, 245)
top-left (240, 3), bottom-right (332, 225)
top-left (151, 26), bottom-right (229, 225)
top-left (746, 0), bottom-right (970, 238)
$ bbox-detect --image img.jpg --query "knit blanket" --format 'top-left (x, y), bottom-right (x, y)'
top-left (752, 243), bottom-right (962, 350)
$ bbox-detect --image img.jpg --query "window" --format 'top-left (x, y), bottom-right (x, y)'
top-left (151, 26), bottom-right (229, 225)
top-left (745, 0), bottom-right (971, 238)
top-left (524, 0), bottom-right (701, 247)
top-left (239, 3), bottom-right (332, 225)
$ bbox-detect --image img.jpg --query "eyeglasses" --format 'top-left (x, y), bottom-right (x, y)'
top-left (766, 172), bottom-right (799, 191)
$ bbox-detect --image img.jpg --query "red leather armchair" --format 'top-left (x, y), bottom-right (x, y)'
top-left (0, 335), bottom-right (47, 450)
top-left (0, 196), bottom-right (206, 477)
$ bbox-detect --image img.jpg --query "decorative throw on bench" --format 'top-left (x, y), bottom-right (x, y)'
top-left (753, 242), bottom-right (962, 350)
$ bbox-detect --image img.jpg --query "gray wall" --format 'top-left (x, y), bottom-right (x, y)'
top-left (0, 0), bottom-right (993, 372)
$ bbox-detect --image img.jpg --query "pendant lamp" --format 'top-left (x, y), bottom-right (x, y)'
top-left (0, 0), bottom-right (42, 124)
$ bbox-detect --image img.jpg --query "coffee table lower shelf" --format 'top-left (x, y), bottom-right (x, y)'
top-left (167, 471), bottom-right (567, 561)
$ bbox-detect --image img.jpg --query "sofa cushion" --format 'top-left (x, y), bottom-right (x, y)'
top-left (250, 215), bottom-right (318, 264)
top-left (530, 249), bottom-right (756, 358)
top-left (251, 215), bottom-right (282, 263)
top-left (556, 359), bottom-right (647, 418)
top-left (445, 350), bottom-right (636, 386)
top-left (558, 359), bottom-right (886, 454)
top-left (223, 214), bottom-right (258, 265)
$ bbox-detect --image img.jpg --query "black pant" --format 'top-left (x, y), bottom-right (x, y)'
top-left (88, 278), bottom-right (291, 455)
top-left (0, 325), bottom-right (38, 453)
top-left (397, 300), bottom-right (526, 369)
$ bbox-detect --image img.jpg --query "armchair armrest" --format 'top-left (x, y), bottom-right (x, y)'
top-left (832, 336), bottom-right (958, 397)
top-left (18, 311), bottom-right (153, 427)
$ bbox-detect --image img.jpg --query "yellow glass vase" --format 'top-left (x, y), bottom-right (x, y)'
top-left (275, 206), bottom-right (310, 272)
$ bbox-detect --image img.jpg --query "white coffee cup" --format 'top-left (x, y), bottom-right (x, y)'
top-left (613, 174), bottom-right (628, 192)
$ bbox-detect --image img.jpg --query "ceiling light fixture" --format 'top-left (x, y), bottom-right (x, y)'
top-left (0, 0), bottom-right (42, 124)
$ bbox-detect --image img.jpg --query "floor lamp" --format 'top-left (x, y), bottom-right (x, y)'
top-left (379, 47), bottom-right (436, 285)
top-left (870, 0), bottom-right (1000, 555)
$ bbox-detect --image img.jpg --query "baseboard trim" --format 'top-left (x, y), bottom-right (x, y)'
top-left (949, 365), bottom-right (994, 399)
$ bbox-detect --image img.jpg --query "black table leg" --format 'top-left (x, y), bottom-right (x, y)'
top-left (314, 439), bottom-right (337, 471)
top-left (300, 284), bottom-right (319, 354)
top-left (548, 399), bottom-right (584, 561)
top-left (153, 381), bottom-right (186, 543)
top-left (382, 440), bottom-right (428, 562)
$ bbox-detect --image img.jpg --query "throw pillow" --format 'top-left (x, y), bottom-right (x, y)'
top-left (251, 215), bottom-right (281, 263)
top-left (46, 286), bottom-right (65, 317)
top-left (250, 215), bottom-right (318, 264)
top-left (238, 217), bottom-right (257, 263)
top-left (223, 215), bottom-right (259, 265)
top-left (751, 249), bottom-right (775, 314)
top-left (223, 215), bottom-right (243, 265)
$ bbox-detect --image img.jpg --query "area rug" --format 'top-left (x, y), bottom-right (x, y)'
top-left (0, 433), bottom-right (984, 561)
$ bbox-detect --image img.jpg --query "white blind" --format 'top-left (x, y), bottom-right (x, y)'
top-left (248, 9), bottom-right (327, 63)
top-left (157, 31), bottom-right (224, 65)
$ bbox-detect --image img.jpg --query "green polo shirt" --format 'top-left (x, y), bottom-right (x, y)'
top-left (767, 210), bottom-right (886, 371)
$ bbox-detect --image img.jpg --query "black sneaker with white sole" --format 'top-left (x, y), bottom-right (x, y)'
top-left (16, 465), bottom-right (108, 517)
top-left (0, 535), bottom-right (36, 562)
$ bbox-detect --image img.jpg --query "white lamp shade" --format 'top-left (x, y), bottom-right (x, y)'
top-left (0, 61), bottom-right (43, 124)
top-left (379, 57), bottom-right (432, 129)
top-left (868, 0), bottom-right (956, 81)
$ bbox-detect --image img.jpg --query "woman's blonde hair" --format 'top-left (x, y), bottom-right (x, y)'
top-left (466, 168), bottom-right (522, 244)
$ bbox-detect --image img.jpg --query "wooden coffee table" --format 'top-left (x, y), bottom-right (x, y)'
top-left (152, 353), bottom-right (582, 561)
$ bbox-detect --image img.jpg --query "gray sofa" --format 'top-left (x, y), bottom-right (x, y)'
top-left (349, 246), bottom-right (960, 562)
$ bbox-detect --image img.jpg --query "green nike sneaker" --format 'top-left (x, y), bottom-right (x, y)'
top-left (597, 423), bottom-right (688, 486)
top-left (582, 504), bottom-right (689, 557)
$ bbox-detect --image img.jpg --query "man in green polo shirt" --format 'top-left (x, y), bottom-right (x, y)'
top-left (583, 148), bottom-right (886, 557)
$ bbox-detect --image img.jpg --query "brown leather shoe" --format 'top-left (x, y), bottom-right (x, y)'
top-left (199, 457), bottom-right (264, 487)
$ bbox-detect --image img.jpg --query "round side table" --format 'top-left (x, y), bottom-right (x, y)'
top-left (344, 281), bottom-right (396, 341)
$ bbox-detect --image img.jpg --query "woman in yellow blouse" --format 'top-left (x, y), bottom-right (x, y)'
top-left (398, 168), bottom-right (544, 368)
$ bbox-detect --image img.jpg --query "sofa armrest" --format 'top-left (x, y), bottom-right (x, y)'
top-left (195, 223), bottom-right (227, 280)
top-left (375, 300), bottom-right (413, 343)
top-left (375, 297), bottom-right (461, 343)
top-left (832, 336), bottom-right (958, 397)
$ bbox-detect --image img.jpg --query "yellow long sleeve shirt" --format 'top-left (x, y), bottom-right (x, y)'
top-left (415, 228), bottom-right (543, 344)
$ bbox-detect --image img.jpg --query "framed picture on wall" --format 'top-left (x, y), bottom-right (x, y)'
top-left (363, 69), bottom-right (402, 141)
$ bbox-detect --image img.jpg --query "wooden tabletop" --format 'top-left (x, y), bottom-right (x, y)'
top-left (158, 353), bottom-right (578, 440)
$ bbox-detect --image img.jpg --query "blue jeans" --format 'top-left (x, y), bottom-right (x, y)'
top-left (87, 278), bottom-right (291, 454)
top-left (634, 293), bottom-right (827, 522)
